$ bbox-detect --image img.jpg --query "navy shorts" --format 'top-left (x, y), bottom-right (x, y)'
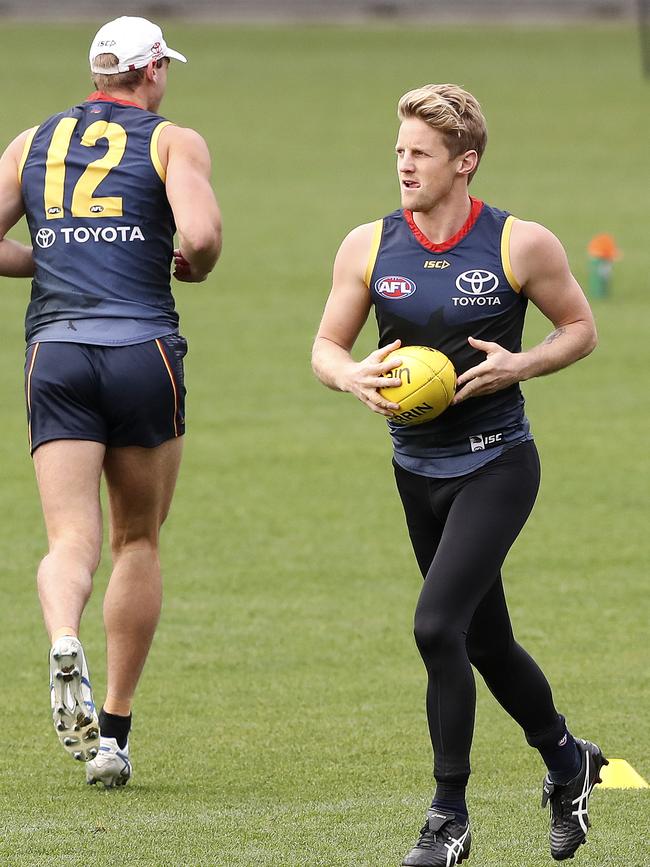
top-left (25, 335), bottom-right (187, 454)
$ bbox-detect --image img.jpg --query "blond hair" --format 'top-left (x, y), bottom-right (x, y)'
top-left (91, 53), bottom-right (167, 93)
top-left (397, 84), bottom-right (487, 182)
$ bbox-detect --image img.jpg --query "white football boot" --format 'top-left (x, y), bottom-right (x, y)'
top-left (86, 737), bottom-right (132, 788)
top-left (49, 636), bottom-right (99, 761)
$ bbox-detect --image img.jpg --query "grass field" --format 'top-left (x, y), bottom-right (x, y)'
top-left (0, 21), bottom-right (648, 867)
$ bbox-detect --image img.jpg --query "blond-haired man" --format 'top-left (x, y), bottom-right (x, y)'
top-left (0, 17), bottom-right (221, 787)
top-left (312, 84), bottom-right (606, 864)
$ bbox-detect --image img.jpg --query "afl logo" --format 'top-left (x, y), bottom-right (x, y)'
top-left (375, 275), bottom-right (417, 300)
top-left (455, 270), bottom-right (499, 295)
top-left (35, 228), bottom-right (56, 249)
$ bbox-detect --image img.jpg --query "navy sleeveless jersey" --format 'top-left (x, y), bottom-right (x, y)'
top-left (20, 94), bottom-right (178, 346)
top-left (367, 197), bottom-right (533, 477)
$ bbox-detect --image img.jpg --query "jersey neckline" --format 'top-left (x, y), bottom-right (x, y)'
top-left (403, 196), bottom-right (484, 253)
top-left (86, 91), bottom-right (145, 110)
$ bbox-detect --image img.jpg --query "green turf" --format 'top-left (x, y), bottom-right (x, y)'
top-left (0, 22), bottom-right (648, 867)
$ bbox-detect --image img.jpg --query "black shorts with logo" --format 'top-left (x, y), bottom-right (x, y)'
top-left (24, 335), bottom-right (187, 454)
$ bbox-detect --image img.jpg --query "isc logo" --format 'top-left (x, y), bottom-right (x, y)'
top-left (469, 432), bottom-right (503, 452)
top-left (424, 260), bottom-right (450, 269)
top-left (375, 275), bottom-right (417, 299)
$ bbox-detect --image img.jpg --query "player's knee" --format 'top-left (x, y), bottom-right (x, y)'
top-left (47, 534), bottom-right (101, 575)
top-left (413, 611), bottom-right (458, 661)
top-left (110, 533), bottom-right (159, 562)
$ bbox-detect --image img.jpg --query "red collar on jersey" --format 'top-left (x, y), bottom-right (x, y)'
top-left (404, 196), bottom-right (484, 253)
top-left (86, 91), bottom-right (144, 110)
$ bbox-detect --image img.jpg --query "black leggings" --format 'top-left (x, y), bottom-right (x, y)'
top-left (394, 441), bottom-right (564, 785)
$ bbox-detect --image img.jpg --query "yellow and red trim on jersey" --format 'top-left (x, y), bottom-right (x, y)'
top-left (155, 338), bottom-right (180, 437)
top-left (404, 196), bottom-right (483, 254)
top-left (86, 91), bottom-right (144, 110)
top-left (18, 127), bottom-right (38, 183)
top-left (364, 219), bottom-right (384, 287)
top-left (500, 215), bottom-right (522, 293)
top-left (26, 342), bottom-right (40, 451)
top-left (150, 120), bottom-right (173, 182)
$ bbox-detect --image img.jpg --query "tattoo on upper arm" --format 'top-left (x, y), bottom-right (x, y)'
top-left (544, 327), bottom-right (566, 345)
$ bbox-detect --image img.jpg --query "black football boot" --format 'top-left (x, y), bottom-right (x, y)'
top-left (402, 810), bottom-right (471, 866)
top-left (541, 738), bottom-right (608, 861)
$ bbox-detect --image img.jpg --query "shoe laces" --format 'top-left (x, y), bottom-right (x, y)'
top-left (545, 779), bottom-right (575, 824)
top-left (414, 823), bottom-right (440, 850)
top-left (552, 795), bottom-right (573, 823)
top-left (415, 819), bottom-right (460, 850)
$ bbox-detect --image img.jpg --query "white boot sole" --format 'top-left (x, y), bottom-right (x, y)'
top-left (50, 639), bottom-right (99, 762)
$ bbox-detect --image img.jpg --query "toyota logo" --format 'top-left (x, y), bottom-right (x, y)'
top-left (35, 228), bottom-right (56, 249)
top-left (455, 269), bottom-right (499, 295)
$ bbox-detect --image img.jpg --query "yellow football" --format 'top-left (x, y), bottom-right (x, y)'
top-left (379, 345), bottom-right (456, 426)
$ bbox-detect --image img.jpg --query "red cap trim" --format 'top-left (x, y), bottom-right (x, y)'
top-left (404, 196), bottom-right (484, 253)
top-left (86, 91), bottom-right (144, 110)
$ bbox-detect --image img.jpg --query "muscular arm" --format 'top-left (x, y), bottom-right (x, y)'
top-left (454, 220), bottom-right (597, 403)
top-left (312, 223), bottom-right (402, 417)
top-left (0, 130), bottom-right (34, 278)
top-left (511, 220), bottom-right (597, 376)
top-left (159, 125), bottom-right (222, 282)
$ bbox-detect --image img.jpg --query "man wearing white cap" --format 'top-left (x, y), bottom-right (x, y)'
top-left (0, 17), bottom-right (222, 787)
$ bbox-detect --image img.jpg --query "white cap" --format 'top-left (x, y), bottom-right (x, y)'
top-left (89, 16), bottom-right (187, 74)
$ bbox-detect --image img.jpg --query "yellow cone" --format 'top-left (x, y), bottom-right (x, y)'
top-left (600, 759), bottom-right (649, 789)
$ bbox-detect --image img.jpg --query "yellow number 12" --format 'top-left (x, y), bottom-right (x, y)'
top-left (44, 118), bottom-right (127, 219)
